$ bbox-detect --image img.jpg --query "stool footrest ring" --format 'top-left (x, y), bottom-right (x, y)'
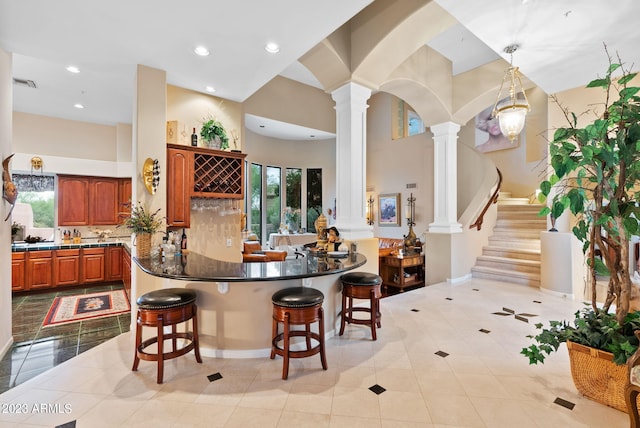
top-left (136, 332), bottom-right (196, 362)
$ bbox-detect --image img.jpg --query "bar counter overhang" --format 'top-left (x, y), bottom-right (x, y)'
top-left (133, 251), bottom-right (367, 358)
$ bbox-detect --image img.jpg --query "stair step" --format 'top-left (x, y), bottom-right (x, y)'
top-left (495, 219), bottom-right (547, 229)
top-left (497, 197), bottom-right (531, 205)
top-left (471, 266), bottom-right (541, 287)
top-left (475, 256), bottom-right (540, 274)
top-left (497, 211), bottom-right (544, 221)
top-left (488, 237), bottom-right (541, 250)
top-left (482, 246), bottom-right (540, 261)
top-left (492, 229), bottom-right (543, 240)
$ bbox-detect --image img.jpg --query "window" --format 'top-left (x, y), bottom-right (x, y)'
top-left (392, 96), bottom-right (424, 139)
top-left (250, 163), bottom-right (262, 239)
top-left (266, 166), bottom-right (281, 237)
top-left (307, 168), bottom-right (323, 233)
top-left (11, 174), bottom-right (55, 241)
top-left (248, 164), bottom-right (322, 242)
top-left (285, 168), bottom-right (302, 231)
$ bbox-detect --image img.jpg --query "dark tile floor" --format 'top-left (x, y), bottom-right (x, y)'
top-left (0, 283), bottom-right (130, 394)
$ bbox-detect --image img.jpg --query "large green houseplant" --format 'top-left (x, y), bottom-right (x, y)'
top-left (200, 117), bottom-right (229, 150)
top-left (522, 52), bottom-right (640, 366)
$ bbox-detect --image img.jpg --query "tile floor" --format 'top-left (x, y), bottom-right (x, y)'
top-left (1, 284), bottom-right (131, 394)
top-left (0, 278), bottom-right (630, 427)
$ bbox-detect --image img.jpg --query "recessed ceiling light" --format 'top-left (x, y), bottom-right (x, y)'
top-left (265, 43), bottom-right (280, 54)
top-left (205, 86), bottom-right (216, 93)
top-left (73, 103), bottom-right (84, 109)
top-left (259, 125), bottom-right (265, 128)
top-left (194, 46), bottom-right (210, 56)
top-left (66, 65), bottom-right (80, 74)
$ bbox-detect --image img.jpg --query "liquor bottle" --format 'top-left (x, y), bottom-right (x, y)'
top-left (191, 128), bottom-right (198, 146)
top-left (181, 228), bottom-right (187, 250)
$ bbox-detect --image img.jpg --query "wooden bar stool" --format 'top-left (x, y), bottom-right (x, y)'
top-left (132, 288), bottom-right (202, 384)
top-left (339, 272), bottom-right (383, 340)
top-left (270, 287), bottom-right (327, 380)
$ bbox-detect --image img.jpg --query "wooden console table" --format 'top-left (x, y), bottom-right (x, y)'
top-left (381, 254), bottom-right (425, 291)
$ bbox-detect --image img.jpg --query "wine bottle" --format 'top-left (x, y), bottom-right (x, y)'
top-left (191, 128), bottom-right (198, 146)
top-left (181, 228), bottom-right (187, 250)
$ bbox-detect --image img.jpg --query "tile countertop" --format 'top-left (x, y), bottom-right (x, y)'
top-left (11, 239), bottom-right (131, 252)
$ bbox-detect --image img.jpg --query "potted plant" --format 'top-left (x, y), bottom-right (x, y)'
top-left (521, 52), bottom-right (640, 411)
top-left (118, 202), bottom-right (164, 258)
top-left (11, 221), bottom-right (22, 242)
top-left (200, 117), bottom-right (229, 150)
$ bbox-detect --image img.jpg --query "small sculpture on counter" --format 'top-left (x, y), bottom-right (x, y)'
top-left (316, 226), bottom-right (342, 252)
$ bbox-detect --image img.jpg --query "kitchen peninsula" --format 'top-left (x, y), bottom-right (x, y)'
top-left (134, 250), bottom-right (366, 358)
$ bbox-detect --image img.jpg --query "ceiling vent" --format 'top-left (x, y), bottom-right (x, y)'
top-left (13, 78), bottom-right (37, 89)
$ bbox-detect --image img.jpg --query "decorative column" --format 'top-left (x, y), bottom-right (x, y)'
top-left (429, 122), bottom-right (462, 233)
top-left (330, 82), bottom-right (373, 240)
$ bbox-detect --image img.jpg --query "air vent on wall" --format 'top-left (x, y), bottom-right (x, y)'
top-left (406, 183), bottom-right (417, 189)
top-left (366, 185), bottom-right (375, 192)
top-left (13, 78), bottom-right (37, 89)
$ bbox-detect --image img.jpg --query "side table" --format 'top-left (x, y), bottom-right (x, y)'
top-left (380, 254), bottom-right (425, 291)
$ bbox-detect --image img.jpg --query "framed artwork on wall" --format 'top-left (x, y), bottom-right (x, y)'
top-left (379, 193), bottom-right (400, 226)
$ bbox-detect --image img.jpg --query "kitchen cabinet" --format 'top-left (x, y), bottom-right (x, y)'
top-left (122, 249), bottom-right (131, 301)
top-left (380, 254), bottom-right (425, 291)
top-left (105, 246), bottom-right (123, 281)
top-left (167, 147), bottom-right (192, 227)
top-left (118, 177), bottom-right (132, 224)
top-left (81, 247), bottom-right (105, 283)
top-left (11, 253), bottom-right (25, 291)
top-left (27, 250), bottom-right (54, 290)
top-left (90, 177), bottom-right (119, 225)
top-left (58, 175), bottom-right (90, 226)
top-left (58, 175), bottom-right (127, 226)
top-left (54, 248), bottom-right (80, 286)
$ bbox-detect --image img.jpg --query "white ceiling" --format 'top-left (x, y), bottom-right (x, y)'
top-left (2, 0), bottom-right (640, 140)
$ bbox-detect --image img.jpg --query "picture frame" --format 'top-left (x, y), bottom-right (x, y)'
top-left (378, 193), bottom-right (401, 226)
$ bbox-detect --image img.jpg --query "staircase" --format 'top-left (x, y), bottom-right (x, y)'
top-left (471, 196), bottom-right (545, 287)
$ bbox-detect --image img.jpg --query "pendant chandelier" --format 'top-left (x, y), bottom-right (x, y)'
top-left (492, 44), bottom-right (530, 141)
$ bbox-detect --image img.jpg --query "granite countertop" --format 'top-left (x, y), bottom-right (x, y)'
top-left (134, 251), bottom-right (366, 282)
top-left (11, 239), bottom-right (131, 252)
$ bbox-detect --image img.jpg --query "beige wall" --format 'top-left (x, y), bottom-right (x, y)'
top-left (13, 112), bottom-right (119, 161)
top-left (0, 48), bottom-right (13, 357)
top-left (244, 76), bottom-right (335, 134)
top-left (166, 85), bottom-right (243, 150)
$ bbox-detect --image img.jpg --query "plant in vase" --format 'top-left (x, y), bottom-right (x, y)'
top-left (200, 117), bottom-right (229, 150)
top-left (118, 202), bottom-right (164, 258)
top-left (521, 52), bottom-right (640, 411)
top-left (283, 207), bottom-right (301, 233)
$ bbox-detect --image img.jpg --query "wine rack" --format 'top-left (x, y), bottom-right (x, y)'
top-left (167, 144), bottom-right (246, 199)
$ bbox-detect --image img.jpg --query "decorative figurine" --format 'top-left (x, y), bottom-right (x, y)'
top-left (2, 153), bottom-right (18, 221)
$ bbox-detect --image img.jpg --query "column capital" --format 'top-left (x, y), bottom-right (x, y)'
top-left (430, 121), bottom-right (461, 137)
top-left (331, 82), bottom-right (372, 106)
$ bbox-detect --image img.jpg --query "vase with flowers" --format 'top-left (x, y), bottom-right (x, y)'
top-left (118, 202), bottom-right (164, 258)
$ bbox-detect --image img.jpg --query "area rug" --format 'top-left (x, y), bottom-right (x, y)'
top-left (42, 290), bottom-right (130, 327)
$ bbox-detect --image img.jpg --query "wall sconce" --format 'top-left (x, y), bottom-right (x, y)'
top-left (366, 195), bottom-right (374, 225)
top-left (492, 44), bottom-right (530, 141)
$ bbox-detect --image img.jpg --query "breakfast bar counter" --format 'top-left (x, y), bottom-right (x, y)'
top-left (132, 251), bottom-right (368, 358)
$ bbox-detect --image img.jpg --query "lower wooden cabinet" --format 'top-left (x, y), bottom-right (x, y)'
top-left (12, 245), bottom-right (128, 292)
top-left (106, 246), bottom-right (123, 281)
top-left (81, 248), bottom-right (105, 283)
top-left (11, 253), bottom-right (26, 291)
top-left (54, 248), bottom-right (80, 286)
top-left (27, 250), bottom-right (54, 290)
top-left (122, 249), bottom-right (131, 301)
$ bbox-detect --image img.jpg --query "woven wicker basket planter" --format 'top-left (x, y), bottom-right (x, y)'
top-left (134, 233), bottom-right (152, 259)
top-left (567, 340), bottom-right (629, 413)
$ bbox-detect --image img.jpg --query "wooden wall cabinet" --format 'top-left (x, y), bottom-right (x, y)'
top-left (11, 253), bottom-right (25, 291)
top-left (26, 250), bottom-right (54, 290)
top-left (167, 147), bottom-right (192, 227)
top-left (54, 248), bottom-right (80, 286)
top-left (166, 144), bottom-right (246, 228)
top-left (58, 175), bottom-right (90, 226)
top-left (118, 177), bottom-right (132, 224)
top-left (89, 177), bottom-right (119, 225)
top-left (81, 247), bottom-right (105, 283)
top-left (58, 175), bottom-right (129, 226)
